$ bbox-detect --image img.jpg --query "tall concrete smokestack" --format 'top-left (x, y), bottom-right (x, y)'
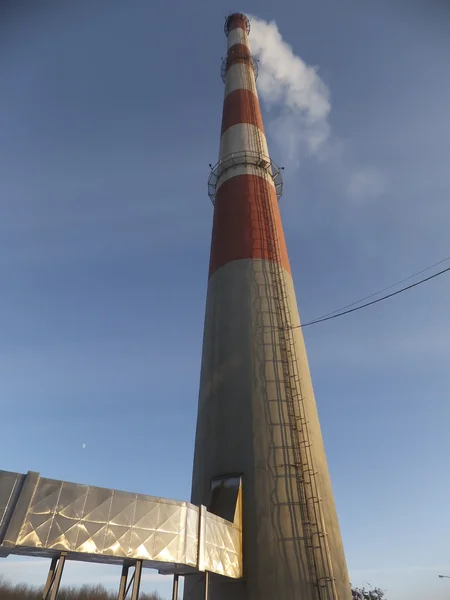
top-left (185, 13), bottom-right (352, 600)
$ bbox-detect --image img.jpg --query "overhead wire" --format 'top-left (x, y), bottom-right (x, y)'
top-left (314, 255), bottom-right (450, 320)
top-left (295, 263), bottom-right (450, 329)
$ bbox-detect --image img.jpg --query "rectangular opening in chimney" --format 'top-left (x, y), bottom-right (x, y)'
top-left (208, 474), bottom-right (242, 524)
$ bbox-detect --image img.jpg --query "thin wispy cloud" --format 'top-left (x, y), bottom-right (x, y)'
top-left (348, 168), bottom-right (387, 201)
top-left (249, 16), bottom-right (386, 201)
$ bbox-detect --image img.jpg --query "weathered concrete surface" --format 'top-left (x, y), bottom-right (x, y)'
top-left (185, 259), bottom-right (351, 600)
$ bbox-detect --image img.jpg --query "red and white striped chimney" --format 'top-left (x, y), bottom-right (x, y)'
top-left (208, 13), bottom-right (289, 278)
top-left (186, 13), bottom-right (352, 600)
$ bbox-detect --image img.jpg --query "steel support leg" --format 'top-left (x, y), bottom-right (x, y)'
top-left (118, 564), bottom-right (130, 600)
top-left (42, 557), bottom-right (58, 600)
top-left (42, 553), bottom-right (67, 600)
top-left (49, 554), bottom-right (66, 600)
top-left (130, 560), bottom-right (143, 600)
top-left (171, 574), bottom-right (179, 600)
top-left (204, 571), bottom-right (209, 600)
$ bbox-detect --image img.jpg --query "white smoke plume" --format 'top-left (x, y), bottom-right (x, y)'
top-left (249, 16), bottom-right (386, 200)
top-left (249, 16), bottom-right (331, 160)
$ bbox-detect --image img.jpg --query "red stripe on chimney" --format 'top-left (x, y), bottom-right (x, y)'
top-left (226, 14), bottom-right (248, 34)
top-left (221, 89), bottom-right (265, 136)
top-left (224, 43), bottom-right (252, 74)
top-left (209, 174), bottom-right (291, 278)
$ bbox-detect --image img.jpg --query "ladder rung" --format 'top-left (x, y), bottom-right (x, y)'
top-left (318, 577), bottom-right (335, 585)
top-left (311, 531), bottom-right (327, 539)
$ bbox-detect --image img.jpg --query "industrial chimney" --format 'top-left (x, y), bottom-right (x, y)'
top-left (185, 13), bottom-right (352, 600)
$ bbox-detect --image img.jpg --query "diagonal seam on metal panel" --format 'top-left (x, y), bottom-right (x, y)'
top-left (2, 471), bottom-right (40, 548)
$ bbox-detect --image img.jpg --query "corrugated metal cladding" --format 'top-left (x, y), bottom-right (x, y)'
top-left (0, 470), bottom-right (242, 579)
top-left (187, 12), bottom-right (352, 600)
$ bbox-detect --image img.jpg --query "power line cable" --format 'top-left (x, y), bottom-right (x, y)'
top-left (314, 256), bottom-right (450, 320)
top-left (296, 264), bottom-right (450, 329)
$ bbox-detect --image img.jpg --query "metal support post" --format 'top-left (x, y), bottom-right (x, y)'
top-left (117, 561), bottom-right (143, 600)
top-left (42, 557), bottom-right (58, 600)
top-left (130, 560), bottom-right (143, 600)
top-left (118, 563), bottom-right (130, 600)
top-left (171, 573), bottom-right (179, 600)
top-left (42, 553), bottom-right (67, 600)
top-left (49, 554), bottom-right (66, 600)
top-left (204, 571), bottom-right (209, 600)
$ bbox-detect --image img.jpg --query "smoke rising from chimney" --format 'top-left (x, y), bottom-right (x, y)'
top-left (249, 16), bottom-right (331, 160)
top-left (249, 16), bottom-right (386, 200)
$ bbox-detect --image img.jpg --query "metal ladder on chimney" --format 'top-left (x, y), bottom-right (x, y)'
top-left (218, 49), bottom-right (338, 598)
top-left (256, 159), bottom-right (338, 600)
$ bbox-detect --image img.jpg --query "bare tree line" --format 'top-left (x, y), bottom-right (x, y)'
top-left (0, 578), bottom-right (164, 600)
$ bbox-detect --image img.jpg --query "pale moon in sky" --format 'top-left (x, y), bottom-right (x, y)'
top-left (82, 443), bottom-right (86, 449)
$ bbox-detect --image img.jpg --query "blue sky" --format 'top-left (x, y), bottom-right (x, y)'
top-left (1, 1), bottom-right (450, 598)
